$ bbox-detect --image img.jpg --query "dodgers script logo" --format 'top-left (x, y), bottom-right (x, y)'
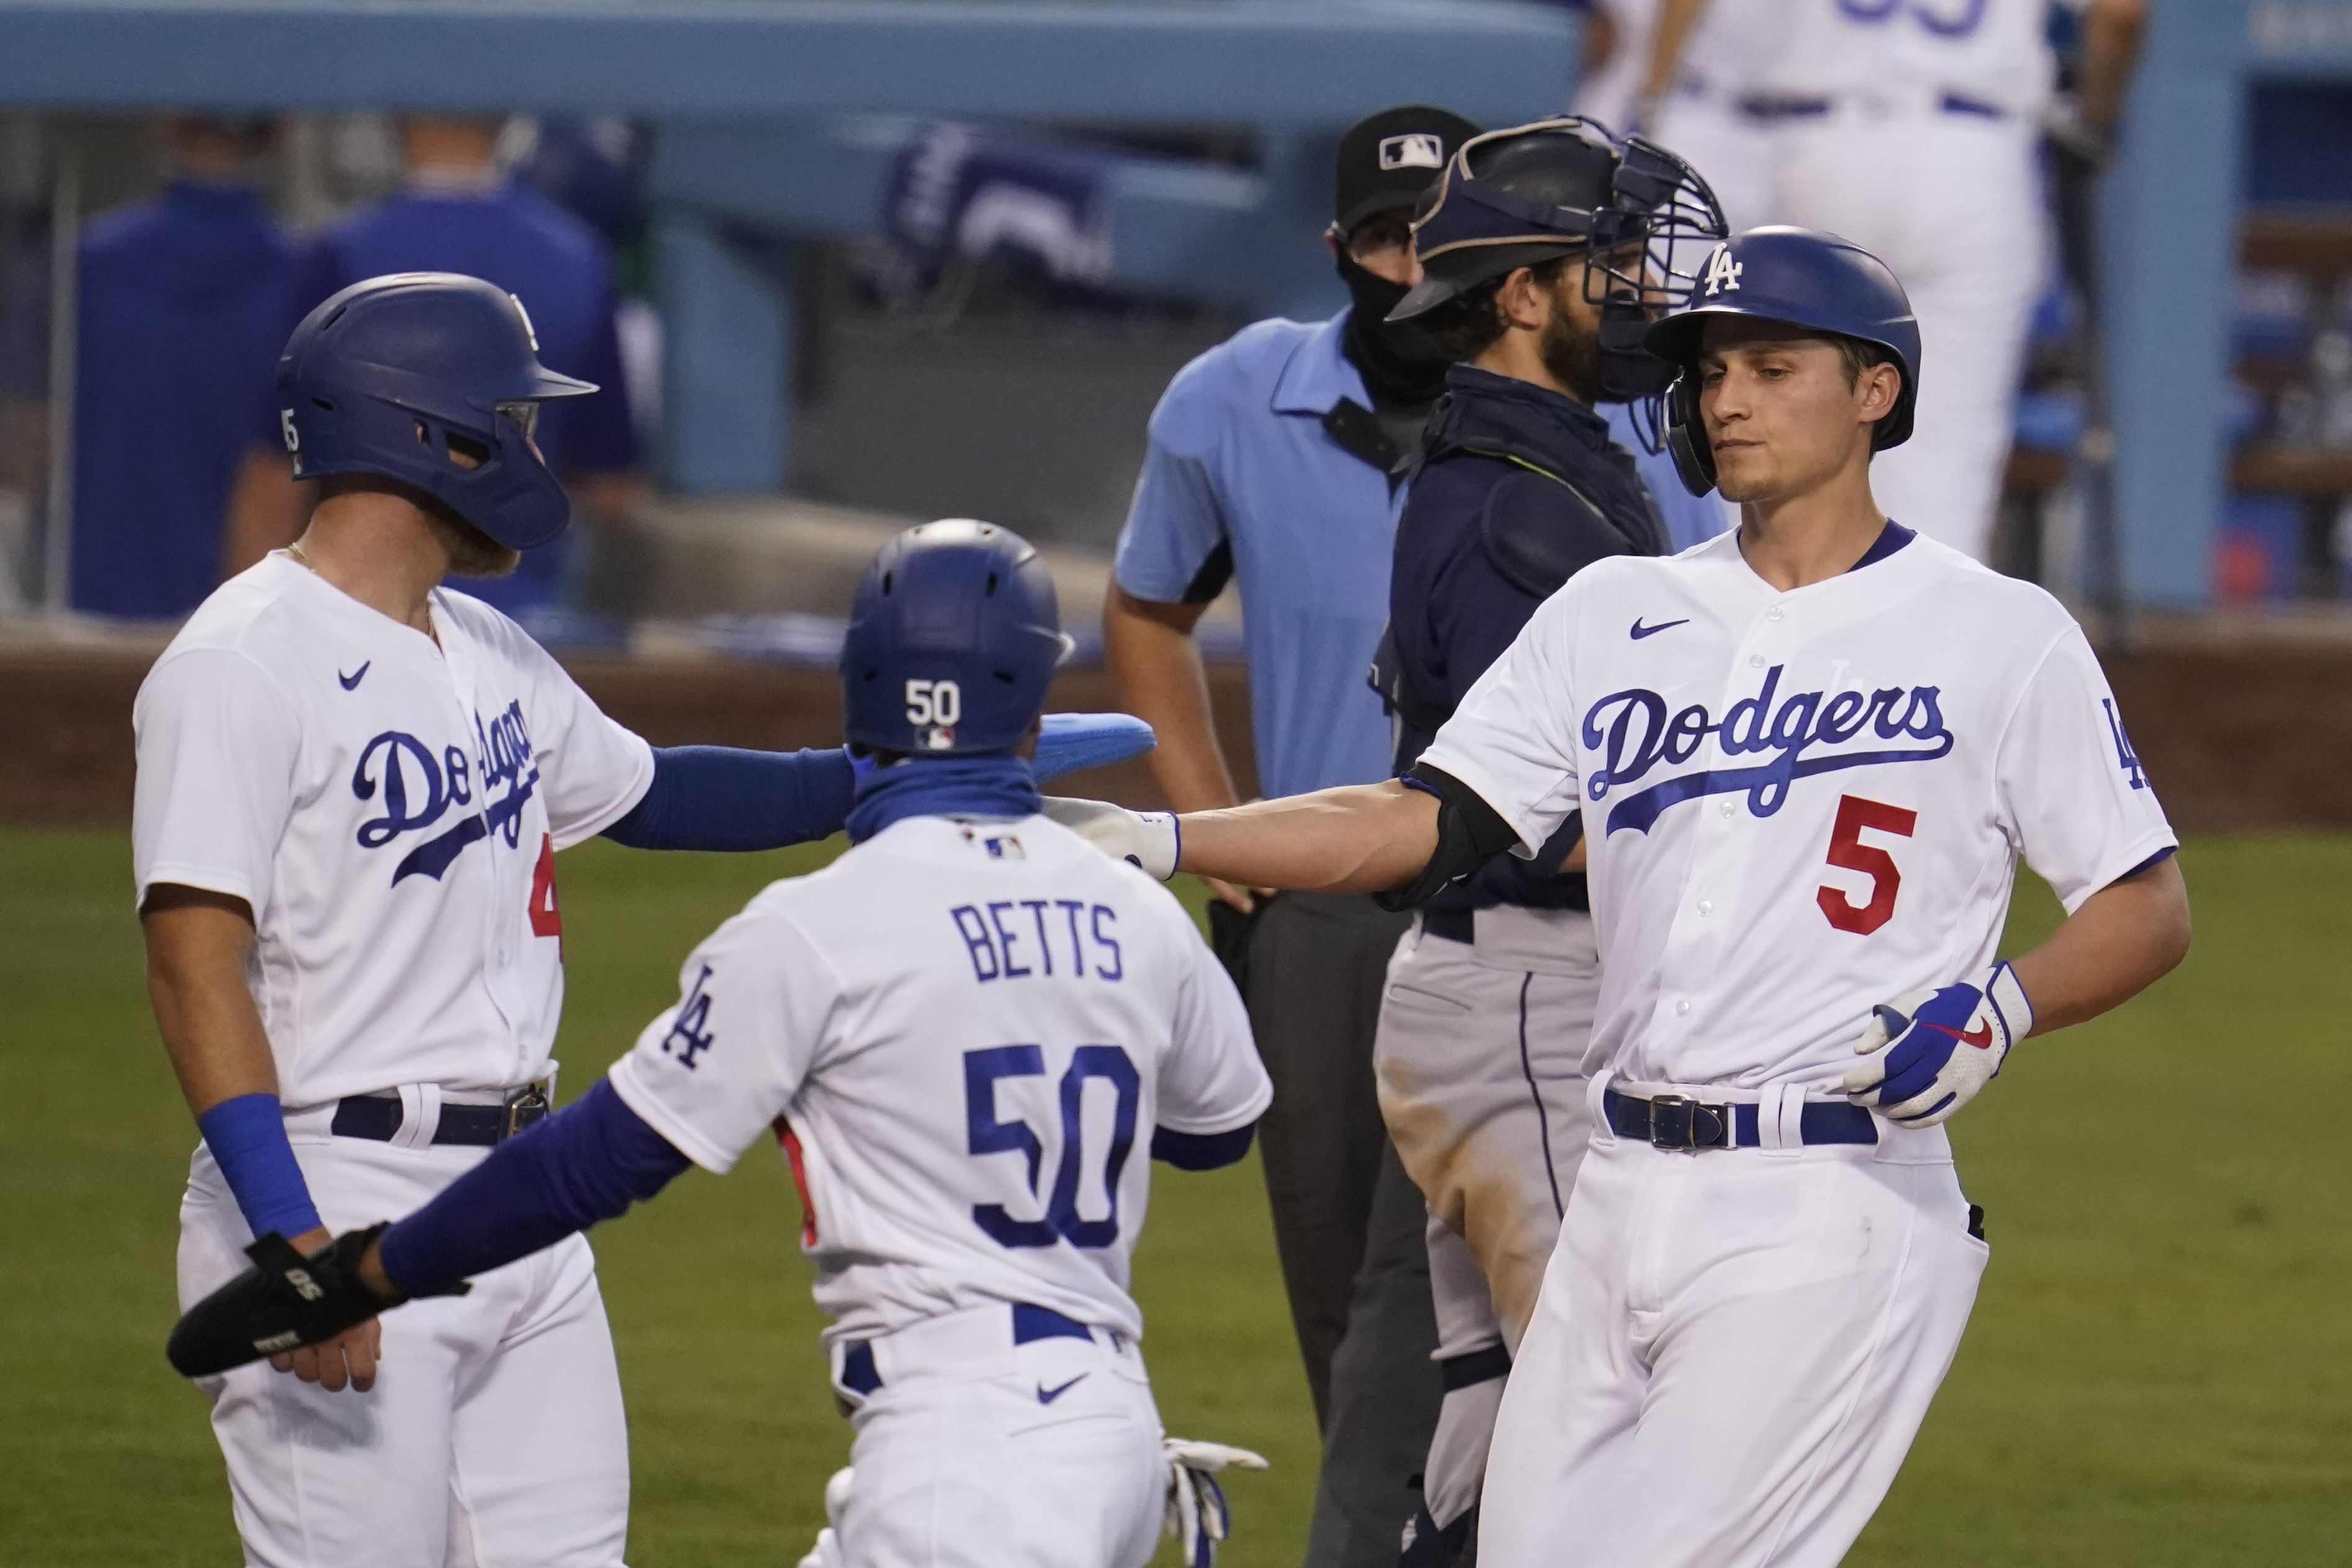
top-left (351, 700), bottom-right (541, 883)
top-left (1583, 665), bottom-right (1951, 834)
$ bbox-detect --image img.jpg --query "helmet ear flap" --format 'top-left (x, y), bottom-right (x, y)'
top-left (1664, 371), bottom-right (1715, 497)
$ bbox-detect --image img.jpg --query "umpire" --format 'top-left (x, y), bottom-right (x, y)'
top-left (1103, 105), bottom-right (1476, 1568)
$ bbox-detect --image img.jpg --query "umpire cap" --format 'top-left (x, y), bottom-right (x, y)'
top-left (1332, 105), bottom-right (1482, 240)
top-left (839, 520), bottom-right (1074, 755)
top-left (1642, 228), bottom-right (1921, 496)
top-left (276, 273), bottom-right (597, 551)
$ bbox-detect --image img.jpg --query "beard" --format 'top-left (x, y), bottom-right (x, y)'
top-left (426, 506), bottom-right (523, 579)
top-left (1538, 297), bottom-right (1608, 406)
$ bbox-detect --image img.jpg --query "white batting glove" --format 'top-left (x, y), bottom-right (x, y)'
top-left (1164, 1437), bottom-right (1268, 1568)
top-left (795, 1467), bottom-right (853, 1568)
top-left (1844, 961), bottom-right (2034, 1127)
top-left (1039, 797), bottom-right (1180, 880)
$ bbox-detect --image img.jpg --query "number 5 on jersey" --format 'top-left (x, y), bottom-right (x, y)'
top-left (1818, 795), bottom-right (1917, 935)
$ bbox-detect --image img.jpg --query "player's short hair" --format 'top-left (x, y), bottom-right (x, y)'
top-left (1409, 254), bottom-right (1577, 364)
top-left (1833, 334), bottom-right (1901, 391)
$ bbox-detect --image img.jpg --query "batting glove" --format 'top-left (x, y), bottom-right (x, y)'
top-left (794, 1468), bottom-right (853, 1568)
top-left (1039, 798), bottom-right (1179, 880)
top-left (1843, 961), bottom-right (2033, 1127)
top-left (1164, 1437), bottom-right (1268, 1568)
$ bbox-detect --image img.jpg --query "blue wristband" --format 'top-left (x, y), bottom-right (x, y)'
top-left (196, 1093), bottom-right (324, 1242)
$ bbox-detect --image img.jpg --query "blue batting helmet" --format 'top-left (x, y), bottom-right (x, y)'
top-left (839, 520), bottom-right (1073, 755)
top-left (275, 273), bottom-right (597, 550)
top-left (1641, 228), bottom-right (1921, 496)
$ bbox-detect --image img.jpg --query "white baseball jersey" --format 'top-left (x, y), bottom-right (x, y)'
top-left (1748, 0), bottom-right (2084, 121)
top-left (1419, 528), bottom-right (2175, 1092)
top-left (133, 553), bottom-right (654, 1106)
top-left (608, 813), bottom-right (1270, 1348)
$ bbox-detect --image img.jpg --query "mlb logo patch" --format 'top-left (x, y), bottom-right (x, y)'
top-left (984, 834), bottom-right (1027, 860)
top-left (1379, 133), bottom-right (1446, 172)
top-left (918, 726), bottom-right (957, 751)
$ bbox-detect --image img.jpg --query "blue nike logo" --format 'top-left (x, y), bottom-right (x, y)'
top-left (1036, 1374), bottom-right (1088, 1405)
top-left (338, 662), bottom-right (371, 690)
top-left (1629, 618), bottom-right (1689, 640)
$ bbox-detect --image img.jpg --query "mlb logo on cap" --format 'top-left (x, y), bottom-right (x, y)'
top-left (1379, 133), bottom-right (1446, 172)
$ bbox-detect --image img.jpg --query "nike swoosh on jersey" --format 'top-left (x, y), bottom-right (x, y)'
top-left (338, 662), bottom-right (372, 690)
top-left (1036, 1374), bottom-right (1089, 1405)
top-left (1629, 618), bottom-right (1689, 639)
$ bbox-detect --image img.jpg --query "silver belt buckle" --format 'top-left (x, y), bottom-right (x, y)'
top-left (502, 1080), bottom-right (552, 1140)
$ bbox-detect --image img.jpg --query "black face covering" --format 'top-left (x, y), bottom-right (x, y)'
top-left (1337, 251), bottom-right (1452, 410)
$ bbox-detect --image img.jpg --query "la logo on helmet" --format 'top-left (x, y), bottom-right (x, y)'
top-left (1703, 246), bottom-right (1744, 297)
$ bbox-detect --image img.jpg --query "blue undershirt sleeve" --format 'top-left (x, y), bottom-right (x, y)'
top-left (375, 1080), bottom-right (692, 1299)
top-left (1149, 1121), bottom-right (1257, 1172)
top-left (600, 746), bottom-right (857, 852)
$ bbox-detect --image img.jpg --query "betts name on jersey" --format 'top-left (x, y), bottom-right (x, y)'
top-left (606, 814), bottom-right (1269, 1350)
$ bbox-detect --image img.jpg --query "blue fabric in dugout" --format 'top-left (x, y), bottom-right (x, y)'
top-left (878, 121), bottom-right (1115, 296)
top-left (65, 181), bottom-right (298, 618)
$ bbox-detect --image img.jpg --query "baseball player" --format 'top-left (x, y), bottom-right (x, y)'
top-left (167, 520), bottom-right (1276, 1568)
top-left (1365, 118), bottom-right (1720, 1564)
top-left (1045, 227), bottom-right (2191, 1567)
top-left (136, 274), bottom-right (1149, 1567)
top-left (1637, 0), bottom-right (2146, 561)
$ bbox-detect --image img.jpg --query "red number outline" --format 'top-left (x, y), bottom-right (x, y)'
top-left (528, 832), bottom-right (564, 952)
top-left (1817, 795), bottom-right (1917, 935)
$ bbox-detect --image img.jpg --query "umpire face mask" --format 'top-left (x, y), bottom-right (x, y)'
top-left (1336, 247), bottom-right (1451, 408)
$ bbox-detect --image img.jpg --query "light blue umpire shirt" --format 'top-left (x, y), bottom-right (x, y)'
top-left (1113, 308), bottom-right (1729, 800)
top-left (1114, 309), bottom-right (1399, 799)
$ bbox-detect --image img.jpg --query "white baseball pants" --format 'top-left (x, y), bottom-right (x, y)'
top-left (1764, 107), bottom-right (2047, 563)
top-left (177, 1127), bottom-right (631, 1568)
top-left (1477, 1090), bottom-right (1987, 1568)
top-left (829, 1306), bottom-right (1168, 1568)
top-left (1374, 908), bottom-right (1606, 1533)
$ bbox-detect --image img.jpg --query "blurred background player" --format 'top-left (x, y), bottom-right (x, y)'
top-left (140, 274), bottom-right (1147, 1568)
top-left (1638, 0), bottom-right (2146, 560)
top-left (172, 520), bottom-right (1277, 1568)
top-left (274, 115), bottom-right (639, 617)
top-left (1616, 0), bottom-right (1776, 234)
top-left (1369, 117), bottom-right (1720, 1564)
top-left (1559, 1), bottom-right (1748, 552)
top-left (53, 116), bottom-right (304, 619)
top-left (1103, 104), bottom-right (1475, 1568)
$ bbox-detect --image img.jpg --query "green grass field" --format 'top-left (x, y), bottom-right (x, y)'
top-left (2, 829), bottom-right (2346, 1566)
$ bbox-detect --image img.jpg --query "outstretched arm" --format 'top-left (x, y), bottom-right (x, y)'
top-left (602, 718), bottom-right (1160, 853)
top-left (1175, 780), bottom-right (1441, 894)
top-left (357, 1080), bottom-right (692, 1299)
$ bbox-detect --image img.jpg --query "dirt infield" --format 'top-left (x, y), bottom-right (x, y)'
top-left (2, 630), bottom-right (2343, 832)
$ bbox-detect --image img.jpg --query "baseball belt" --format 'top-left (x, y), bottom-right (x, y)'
top-left (1603, 1087), bottom-right (1878, 1149)
top-left (329, 1082), bottom-right (552, 1147)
